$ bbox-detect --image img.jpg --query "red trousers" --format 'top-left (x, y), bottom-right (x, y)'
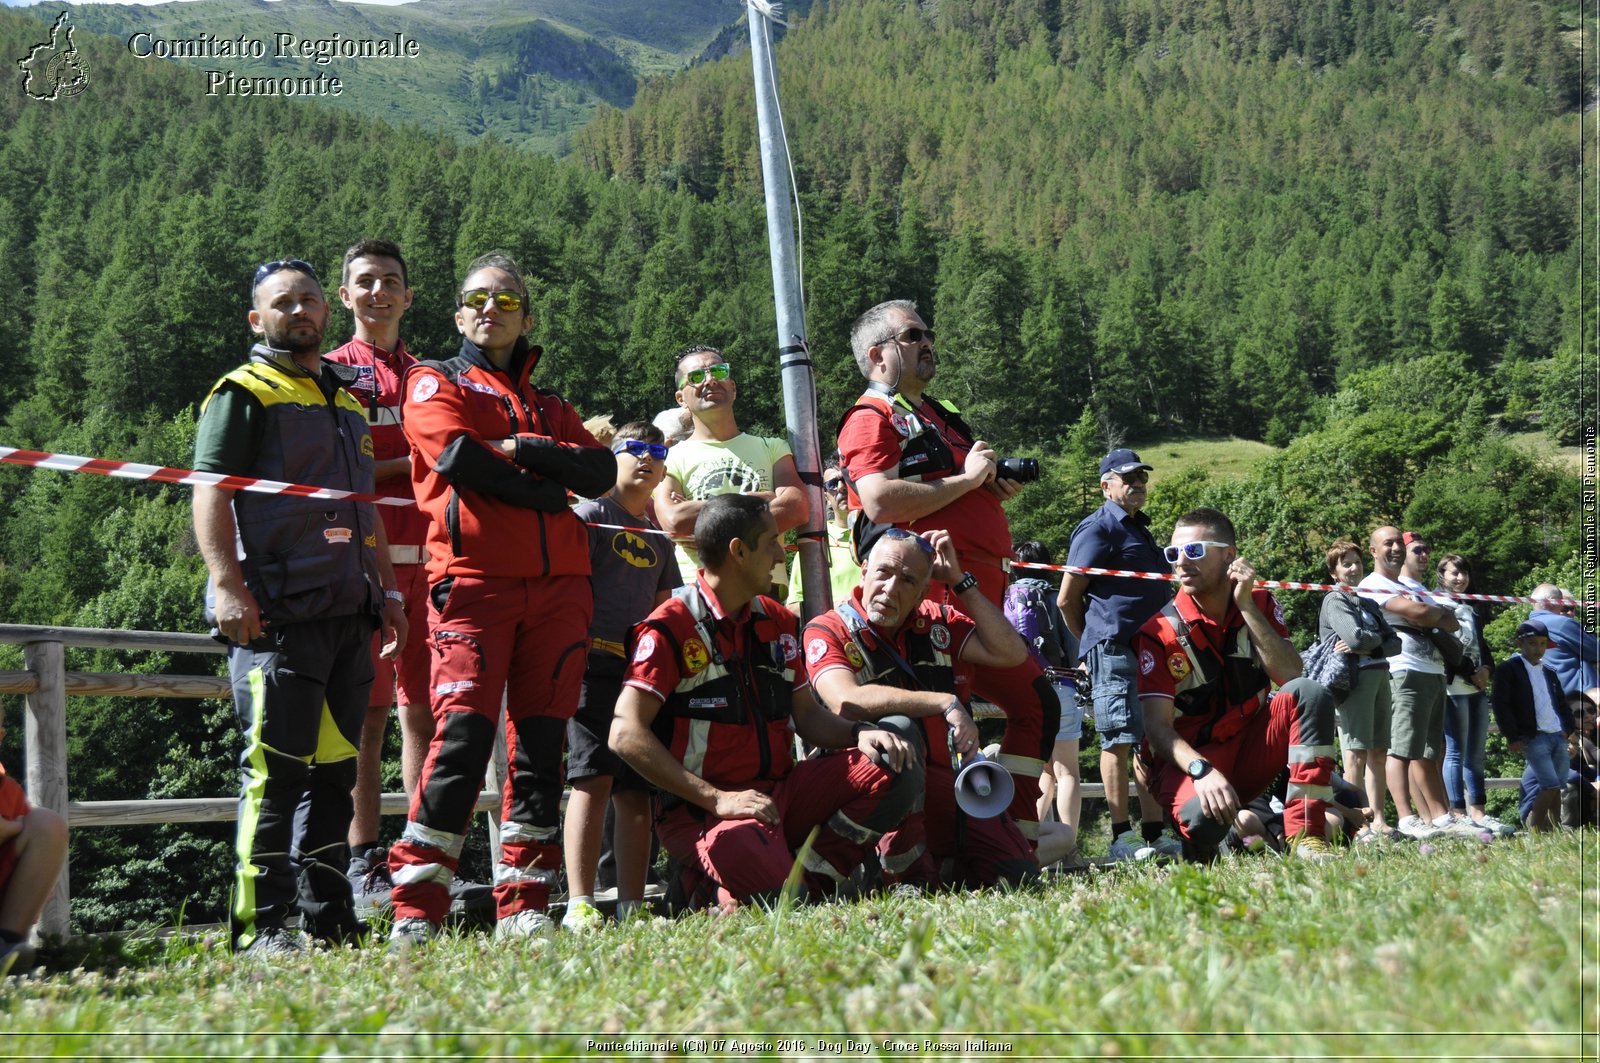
top-left (656, 749), bottom-right (919, 908)
top-left (391, 573), bottom-right (591, 922)
top-left (878, 758), bottom-right (1039, 888)
top-left (1150, 678), bottom-right (1337, 850)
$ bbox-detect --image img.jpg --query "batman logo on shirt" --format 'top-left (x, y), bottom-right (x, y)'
top-left (612, 530), bottom-right (658, 569)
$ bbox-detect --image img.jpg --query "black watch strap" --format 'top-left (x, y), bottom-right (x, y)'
top-left (952, 571), bottom-right (979, 595)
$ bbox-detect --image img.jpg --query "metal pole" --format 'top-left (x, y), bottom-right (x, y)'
top-left (747, 1), bottom-right (831, 618)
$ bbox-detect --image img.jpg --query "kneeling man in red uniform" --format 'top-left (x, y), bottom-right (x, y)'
top-left (610, 494), bottom-right (923, 910)
top-left (805, 527), bottom-right (1040, 889)
top-left (1133, 508), bottom-right (1340, 862)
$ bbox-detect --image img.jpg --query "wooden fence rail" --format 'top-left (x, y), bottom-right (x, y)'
top-left (0, 623), bottom-right (1527, 942)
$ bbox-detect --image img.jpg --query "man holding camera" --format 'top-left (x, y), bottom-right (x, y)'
top-left (835, 299), bottom-right (1055, 845)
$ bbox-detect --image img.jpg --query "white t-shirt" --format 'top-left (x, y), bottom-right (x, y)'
top-left (1521, 656), bottom-right (1562, 733)
top-left (664, 432), bottom-right (793, 584)
top-left (1357, 572), bottom-right (1444, 674)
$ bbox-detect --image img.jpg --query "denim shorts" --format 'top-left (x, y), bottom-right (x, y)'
top-left (1523, 730), bottom-right (1569, 792)
top-left (1051, 676), bottom-right (1084, 743)
top-left (1086, 641), bottom-right (1143, 747)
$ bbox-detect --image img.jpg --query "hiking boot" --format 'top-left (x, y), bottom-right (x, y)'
top-left (561, 898), bottom-right (605, 934)
top-left (239, 926), bottom-right (306, 958)
top-left (0, 939), bottom-right (38, 977)
top-left (306, 910), bottom-right (371, 949)
top-left (1147, 827), bottom-right (1185, 860)
top-left (1289, 834), bottom-right (1337, 863)
top-left (1108, 829), bottom-right (1158, 863)
top-left (347, 846), bottom-right (394, 918)
top-left (495, 909), bottom-right (557, 941)
top-left (448, 876), bottom-right (496, 917)
top-left (387, 917), bottom-right (439, 954)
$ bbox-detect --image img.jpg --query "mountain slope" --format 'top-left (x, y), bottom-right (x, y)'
top-left (19, 0), bottom-right (741, 152)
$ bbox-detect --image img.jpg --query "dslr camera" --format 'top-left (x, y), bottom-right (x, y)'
top-left (996, 457), bottom-right (1040, 483)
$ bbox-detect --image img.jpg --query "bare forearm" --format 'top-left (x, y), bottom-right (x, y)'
top-left (963, 588), bottom-right (1030, 667)
top-left (1240, 605), bottom-right (1301, 686)
top-left (372, 456), bottom-right (410, 482)
top-left (193, 486), bottom-right (244, 587)
top-left (859, 473), bottom-right (983, 525)
top-left (611, 718), bottom-right (722, 813)
top-left (1058, 576), bottom-right (1089, 641)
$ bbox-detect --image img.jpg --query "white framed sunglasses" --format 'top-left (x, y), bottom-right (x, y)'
top-left (1163, 540), bottom-right (1231, 565)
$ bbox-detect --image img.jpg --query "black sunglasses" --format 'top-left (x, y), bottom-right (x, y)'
top-left (879, 326), bottom-right (934, 347)
top-left (254, 259), bottom-right (320, 291)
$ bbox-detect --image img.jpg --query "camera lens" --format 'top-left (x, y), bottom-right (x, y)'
top-left (997, 457), bottom-right (1040, 483)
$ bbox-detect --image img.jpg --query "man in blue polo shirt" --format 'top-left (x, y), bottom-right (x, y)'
top-left (1057, 448), bottom-right (1178, 861)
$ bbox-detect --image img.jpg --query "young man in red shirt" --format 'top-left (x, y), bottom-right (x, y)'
top-left (1132, 508), bottom-right (1340, 862)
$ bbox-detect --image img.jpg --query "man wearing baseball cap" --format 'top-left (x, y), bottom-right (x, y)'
top-left (1058, 448), bottom-right (1179, 861)
top-left (1493, 619), bottom-right (1575, 833)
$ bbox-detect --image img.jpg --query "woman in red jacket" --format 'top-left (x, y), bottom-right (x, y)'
top-left (388, 251), bottom-right (615, 947)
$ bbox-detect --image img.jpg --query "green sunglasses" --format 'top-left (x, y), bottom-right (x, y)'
top-left (680, 362), bottom-right (731, 387)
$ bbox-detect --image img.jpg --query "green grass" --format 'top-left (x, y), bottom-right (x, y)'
top-left (1507, 431), bottom-right (1584, 476)
top-left (4, 834), bottom-right (1593, 1058)
top-left (1127, 435), bottom-right (1283, 485)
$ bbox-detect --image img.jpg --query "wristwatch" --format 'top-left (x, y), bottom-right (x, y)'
top-left (952, 571), bottom-right (979, 595)
top-left (1185, 757), bottom-right (1213, 780)
top-left (384, 588), bottom-right (405, 605)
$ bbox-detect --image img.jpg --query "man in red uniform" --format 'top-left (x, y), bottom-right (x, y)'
top-left (836, 300), bottom-right (1055, 842)
top-left (387, 251), bottom-right (616, 947)
top-left (610, 494), bottom-right (922, 911)
top-left (805, 527), bottom-right (1040, 889)
top-left (1132, 508), bottom-right (1339, 862)
top-left (323, 239), bottom-right (491, 916)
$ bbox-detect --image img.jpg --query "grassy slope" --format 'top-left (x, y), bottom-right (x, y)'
top-left (29, 0), bottom-right (735, 153)
top-left (3, 835), bottom-right (1590, 1056)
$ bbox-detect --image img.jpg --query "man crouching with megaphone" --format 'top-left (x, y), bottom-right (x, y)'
top-left (803, 527), bottom-right (1042, 890)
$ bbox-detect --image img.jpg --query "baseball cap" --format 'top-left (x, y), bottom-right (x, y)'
top-left (1515, 619), bottom-right (1549, 640)
top-left (1099, 448), bottom-right (1153, 478)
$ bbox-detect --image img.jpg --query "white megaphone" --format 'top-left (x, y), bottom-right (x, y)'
top-left (953, 751), bottom-right (1014, 819)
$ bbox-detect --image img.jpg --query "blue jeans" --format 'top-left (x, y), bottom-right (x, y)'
top-left (1522, 731), bottom-right (1569, 792)
top-left (1085, 641), bottom-right (1142, 747)
top-left (1442, 691), bottom-right (1488, 809)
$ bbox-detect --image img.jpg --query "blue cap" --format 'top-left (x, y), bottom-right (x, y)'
top-left (1099, 448), bottom-right (1153, 478)
top-left (1515, 619), bottom-right (1549, 640)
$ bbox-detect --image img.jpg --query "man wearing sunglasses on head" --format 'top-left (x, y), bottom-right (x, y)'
top-left (194, 258), bottom-right (409, 955)
top-left (1058, 448), bottom-right (1180, 863)
top-left (654, 346), bottom-right (807, 595)
top-left (1130, 508), bottom-right (1340, 862)
top-left (836, 300), bottom-right (1054, 846)
top-left (388, 250), bottom-right (616, 949)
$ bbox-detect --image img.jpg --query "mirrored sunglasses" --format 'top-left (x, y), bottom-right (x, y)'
top-left (1163, 539), bottom-right (1231, 565)
top-left (881, 527), bottom-right (935, 555)
top-left (254, 258), bottom-right (320, 290)
top-left (459, 288), bottom-right (523, 312)
top-left (681, 362), bottom-right (732, 387)
top-left (614, 439), bottom-right (669, 461)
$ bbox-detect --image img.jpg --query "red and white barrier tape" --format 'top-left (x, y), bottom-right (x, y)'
top-left (1009, 560), bottom-right (1597, 608)
top-left (2, 445), bottom-right (1586, 602)
top-left (0, 446), bottom-right (415, 507)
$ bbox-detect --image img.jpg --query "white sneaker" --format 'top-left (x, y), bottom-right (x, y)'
top-left (386, 916), bottom-right (438, 954)
top-left (1108, 829), bottom-right (1158, 862)
top-left (496, 909), bottom-right (557, 940)
top-left (1434, 814), bottom-right (1487, 838)
top-left (1472, 815), bottom-right (1516, 836)
top-left (561, 898), bottom-right (605, 934)
top-left (1396, 815), bottom-right (1440, 840)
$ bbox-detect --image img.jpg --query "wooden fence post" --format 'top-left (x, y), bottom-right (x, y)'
top-left (22, 639), bottom-right (70, 941)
